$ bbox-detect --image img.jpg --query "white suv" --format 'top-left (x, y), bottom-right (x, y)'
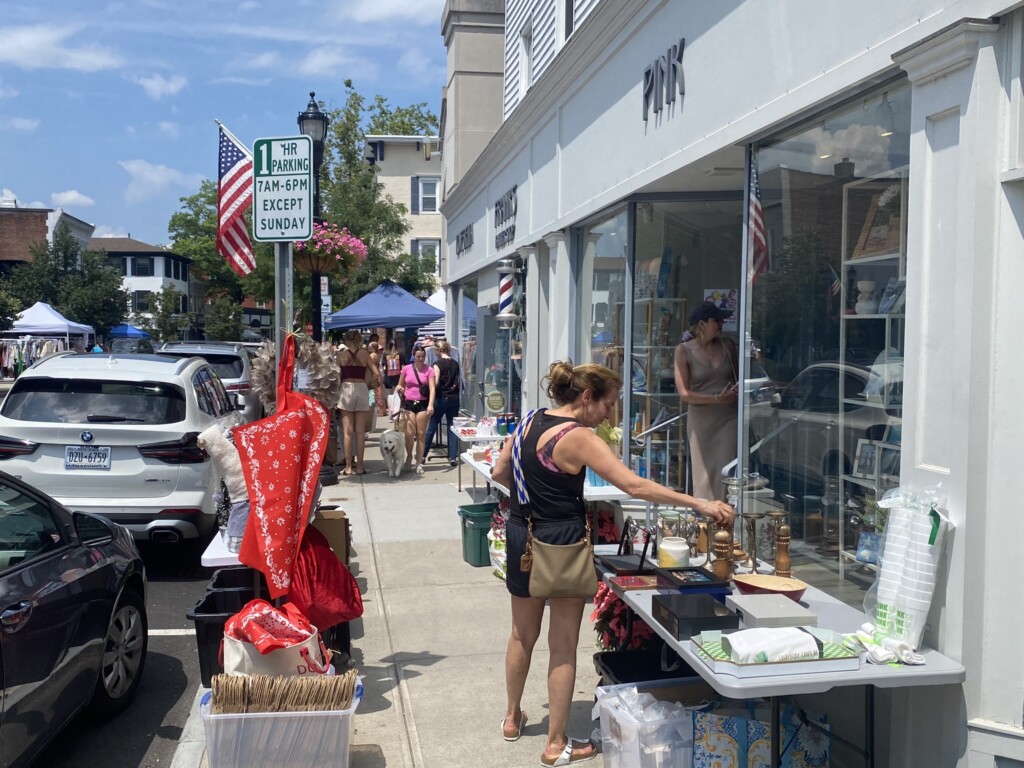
top-left (0, 353), bottom-right (243, 542)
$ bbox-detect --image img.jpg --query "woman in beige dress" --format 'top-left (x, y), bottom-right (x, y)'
top-left (674, 301), bottom-right (738, 501)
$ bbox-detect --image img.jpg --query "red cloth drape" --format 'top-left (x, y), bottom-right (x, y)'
top-left (236, 336), bottom-right (329, 598)
top-left (290, 526), bottom-right (364, 629)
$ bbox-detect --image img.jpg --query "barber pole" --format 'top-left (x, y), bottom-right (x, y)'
top-left (496, 258), bottom-right (520, 329)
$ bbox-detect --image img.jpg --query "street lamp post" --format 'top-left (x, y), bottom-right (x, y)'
top-left (297, 91), bottom-right (330, 342)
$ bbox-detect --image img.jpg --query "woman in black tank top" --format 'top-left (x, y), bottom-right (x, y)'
top-left (422, 339), bottom-right (461, 465)
top-left (490, 361), bottom-right (734, 767)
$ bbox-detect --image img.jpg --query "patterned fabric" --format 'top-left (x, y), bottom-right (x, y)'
top-left (693, 706), bottom-right (830, 768)
top-left (224, 599), bottom-right (315, 653)
top-left (236, 336), bottom-right (329, 598)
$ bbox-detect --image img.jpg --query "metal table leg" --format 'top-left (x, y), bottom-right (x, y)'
top-left (771, 696), bottom-right (781, 767)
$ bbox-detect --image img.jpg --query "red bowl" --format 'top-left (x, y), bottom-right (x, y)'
top-left (732, 574), bottom-right (808, 602)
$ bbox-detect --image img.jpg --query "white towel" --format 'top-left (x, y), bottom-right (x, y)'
top-left (721, 627), bottom-right (821, 664)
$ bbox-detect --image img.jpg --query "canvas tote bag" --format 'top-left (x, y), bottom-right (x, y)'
top-left (221, 599), bottom-right (332, 677)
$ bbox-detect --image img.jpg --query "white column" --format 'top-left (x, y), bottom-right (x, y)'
top-left (517, 244), bottom-right (540, 412)
top-left (893, 17), bottom-right (1017, 766)
top-left (543, 230), bottom-right (571, 361)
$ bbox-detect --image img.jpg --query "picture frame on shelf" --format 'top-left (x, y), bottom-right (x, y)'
top-left (853, 439), bottom-right (879, 479)
top-left (878, 279), bottom-right (906, 314)
top-left (852, 182), bottom-right (903, 259)
top-left (879, 443), bottom-right (901, 483)
top-left (882, 419), bottom-right (902, 446)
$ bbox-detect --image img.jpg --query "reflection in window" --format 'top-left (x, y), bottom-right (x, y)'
top-left (744, 80), bottom-right (909, 593)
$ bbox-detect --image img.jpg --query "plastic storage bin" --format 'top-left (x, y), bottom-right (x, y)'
top-left (201, 684), bottom-right (362, 768)
top-left (458, 503), bottom-right (497, 567)
top-left (187, 588), bottom-right (257, 687)
top-left (209, 567), bottom-right (266, 591)
top-left (594, 679), bottom-right (713, 768)
top-left (593, 647), bottom-right (696, 688)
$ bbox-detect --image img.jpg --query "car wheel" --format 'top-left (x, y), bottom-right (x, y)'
top-left (91, 588), bottom-right (148, 718)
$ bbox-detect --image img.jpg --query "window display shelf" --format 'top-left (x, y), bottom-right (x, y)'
top-left (838, 164), bottom-right (908, 580)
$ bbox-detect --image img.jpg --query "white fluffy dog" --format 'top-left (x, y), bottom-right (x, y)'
top-left (379, 429), bottom-right (406, 478)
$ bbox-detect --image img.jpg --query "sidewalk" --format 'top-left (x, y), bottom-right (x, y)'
top-left (172, 434), bottom-right (604, 768)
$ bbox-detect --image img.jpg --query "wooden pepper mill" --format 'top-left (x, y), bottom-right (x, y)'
top-left (775, 519), bottom-right (792, 579)
top-left (712, 525), bottom-right (733, 582)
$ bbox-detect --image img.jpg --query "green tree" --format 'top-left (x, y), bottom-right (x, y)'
top-left (0, 283), bottom-right (21, 332)
top-left (148, 285), bottom-right (184, 342)
top-left (7, 223), bottom-right (127, 336)
top-left (205, 296), bottom-right (243, 341)
top-left (319, 81), bottom-right (438, 308)
top-left (167, 180), bottom-right (244, 301)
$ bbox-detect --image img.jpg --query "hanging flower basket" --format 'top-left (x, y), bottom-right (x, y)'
top-left (293, 222), bottom-right (368, 276)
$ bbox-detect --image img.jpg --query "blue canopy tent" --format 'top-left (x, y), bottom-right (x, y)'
top-left (108, 323), bottom-right (151, 339)
top-left (324, 280), bottom-right (443, 330)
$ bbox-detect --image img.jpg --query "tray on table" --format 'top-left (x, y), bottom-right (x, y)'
top-left (690, 627), bottom-right (860, 678)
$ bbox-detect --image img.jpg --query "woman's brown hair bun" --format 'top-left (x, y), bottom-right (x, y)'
top-left (543, 360), bottom-right (622, 406)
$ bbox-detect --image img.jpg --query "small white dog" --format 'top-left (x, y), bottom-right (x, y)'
top-left (379, 429), bottom-right (407, 478)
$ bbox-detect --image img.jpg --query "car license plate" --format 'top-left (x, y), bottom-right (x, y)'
top-left (64, 445), bottom-right (112, 470)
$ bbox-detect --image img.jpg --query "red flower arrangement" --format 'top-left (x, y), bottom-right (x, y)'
top-left (590, 582), bottom-right (657, 651)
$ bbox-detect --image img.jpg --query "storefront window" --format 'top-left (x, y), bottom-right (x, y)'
top-left (744, 80), bottom-right (910, 584)
top-left (632, 199), bottom-right (743, 488)
top-left (458, 279), bottom-right (480, 416)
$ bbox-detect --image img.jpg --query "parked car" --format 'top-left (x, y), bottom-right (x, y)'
top-left (0, 352), bottom-right (243, 542)
top-left (0, 469), bottom-right (147, 767)
top-left (109, 337), bottom-right (154, 354)
top-left (747, 361), bottom-right (899, 499)
top-left (155, 342), bottom-right (261, 422)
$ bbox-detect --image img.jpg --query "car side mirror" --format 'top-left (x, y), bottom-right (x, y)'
top-left (73, 511), bottom-right (115, 545)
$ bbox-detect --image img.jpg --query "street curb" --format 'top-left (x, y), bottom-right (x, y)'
top-left (170, 687), bottom-right (207, 768)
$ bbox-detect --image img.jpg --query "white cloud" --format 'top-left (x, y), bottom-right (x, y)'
top-left (212, 75), bottom-right (271, 87)
top-left (248, 51), bottom-right (280, 69)
top-left (299, 47), bottom-right (377, 79)
top-left (51, 189), bottom-right (95, 207)
top-left (0, 116), bottom-right (39, 132)
top-left (118, 159), bottom-right (203, 204)
top-left (158, 121), bottom-right (180, 139)
top-left (0, 78), bottom-right (16, 99)
top-left (238, 0), bottom-right (259, 10)
top-left (396, 47), bottom-right (443, 85)
top-left (135, 73), bottom-right (188, 100)
top-left (94, 224), bottom-right (129, 238)
top-left (334, 0), bottom-right (444, 25)
top-left (0, 25), bottom-right (123, 71)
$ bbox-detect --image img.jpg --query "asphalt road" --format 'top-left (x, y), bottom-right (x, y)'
top-left (32, 538), bottom-right (214, 768)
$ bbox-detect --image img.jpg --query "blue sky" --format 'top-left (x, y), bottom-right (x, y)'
top-left (0, 0), bottom-right (446, 245)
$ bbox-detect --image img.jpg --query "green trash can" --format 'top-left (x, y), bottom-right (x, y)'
top-left (458, 502), bottom-right (497, 567)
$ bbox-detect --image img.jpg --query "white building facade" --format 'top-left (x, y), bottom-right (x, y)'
top-left (441, 2), bottom-right (1024, 765)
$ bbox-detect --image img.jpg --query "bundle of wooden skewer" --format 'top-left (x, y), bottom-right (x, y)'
top-left (210, 668), bottom-right (359, 714)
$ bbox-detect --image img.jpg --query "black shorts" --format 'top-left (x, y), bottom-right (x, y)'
top-left (384, 375), bottom-right (400, 389)
top-left (404, 400), bottom-right (428, 414)
top-left (505, 516), bottom-right (588, 598)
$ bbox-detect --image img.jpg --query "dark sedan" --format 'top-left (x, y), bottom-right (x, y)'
top-left (0, 471), bottom-right (147, 768)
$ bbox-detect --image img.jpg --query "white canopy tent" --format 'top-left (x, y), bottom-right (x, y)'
top-left (419, 290), bottom-right (476, 338)
top-left (8, 301), bottom-right (95, 338)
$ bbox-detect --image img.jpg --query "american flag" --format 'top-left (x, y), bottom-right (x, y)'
top-left (827, 264), bottom-right (842, 313)
top-left (217, 124), bottom-right (256, 276)
top-left (748, 162), bottom-right (770, 285)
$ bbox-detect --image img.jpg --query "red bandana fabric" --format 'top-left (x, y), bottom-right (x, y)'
top-left (224, 599), bottom-right (314, 653)
top-left (236, 336), bottom-right (329, 598)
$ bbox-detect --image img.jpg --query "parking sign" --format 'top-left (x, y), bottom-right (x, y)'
top-left (252, 135), bottom-right (313, 241)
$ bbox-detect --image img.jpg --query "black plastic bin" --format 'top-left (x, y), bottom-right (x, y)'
top-left (208, 567), bottom-right (266, 591)
top-left (187, 588), bottom-right (259, 687)
top-left (593, 646), bottom-right (698, 687)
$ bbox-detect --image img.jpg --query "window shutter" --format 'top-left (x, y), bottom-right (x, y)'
top-left (411, 177), bottom-right (420, 214)
top-left (411, 239), bottom-right (420, 255)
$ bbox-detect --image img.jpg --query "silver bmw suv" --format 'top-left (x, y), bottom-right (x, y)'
top-left (0, 352), bottom-right (243, 542)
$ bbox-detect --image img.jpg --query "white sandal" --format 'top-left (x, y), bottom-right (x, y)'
top-left (540, 738), bottom-right (597, 767)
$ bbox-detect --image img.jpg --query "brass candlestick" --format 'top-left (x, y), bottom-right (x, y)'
top-left (712, 525), bottom-right (733, 582)
top-left (741, 510), bottom-right (766, 574)
top-left (770, 512), bottom-right (790, 577)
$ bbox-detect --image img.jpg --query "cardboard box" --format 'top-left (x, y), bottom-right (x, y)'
top-left (312, 508), bottom-right (350, 566)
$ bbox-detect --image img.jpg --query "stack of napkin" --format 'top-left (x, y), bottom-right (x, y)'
top-left (720, 627), bottom-right (822, 664)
